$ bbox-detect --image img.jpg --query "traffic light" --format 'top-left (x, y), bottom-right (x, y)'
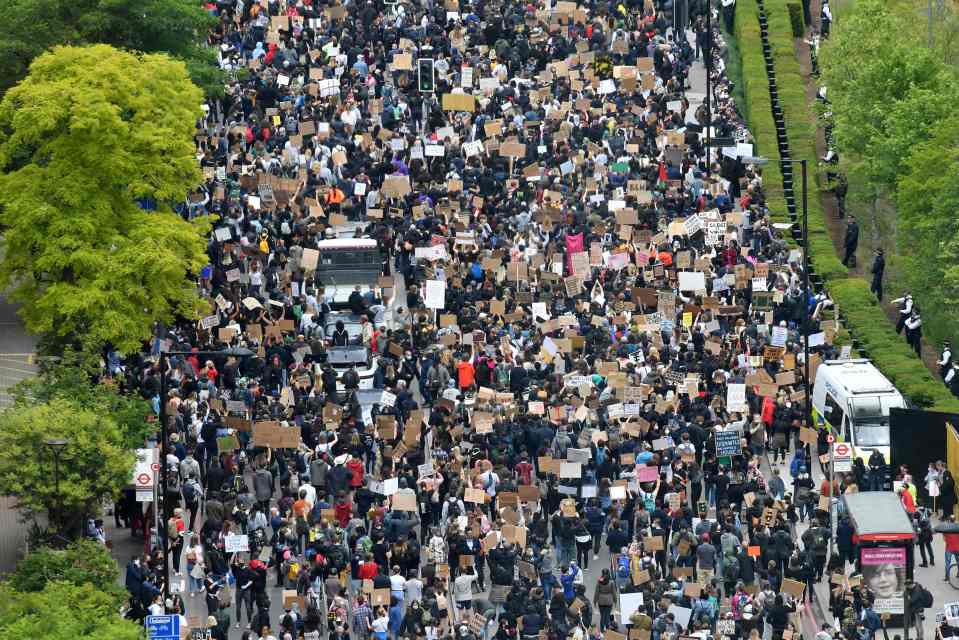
top-left (418, 58), bottom-right (435, 93)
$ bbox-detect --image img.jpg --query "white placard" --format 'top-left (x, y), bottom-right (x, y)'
top-left (225, 534), bottom-right (250, 553)
top-left (678, 271), bottom-right (706, 291)
top-left (619, 593), bottom-right (645, 624)
top-left (424, 279), bottom-right (447, 309)
top-left (771, 326), bottom-right (788, 347)
top-left (726, 383), bottom-right (747, 412)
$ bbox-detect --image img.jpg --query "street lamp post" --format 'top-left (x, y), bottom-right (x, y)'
top-left (44, 438), bottom-right (68, 537)
top-left (157, 346), bottom-right (253, 596)
top-left (705, 0), bottom-right (712, 178)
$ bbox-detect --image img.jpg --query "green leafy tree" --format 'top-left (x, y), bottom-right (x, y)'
top-left (0, 45), bottom-right (211, 354)
top-left (0, 398), bottom-right (135, 535)
top-left (9, 541), bottom-right (120, 597)
top-left (819, 0), bottom-right (947, 189)
top-left (12, 352), bottom-right (153, 449)
top-left (0, 0), bottom-right (220, 96)
top-left (0, 581), bottom-right (140, 640)
top-left (896, 119), bottom-right (959, 311)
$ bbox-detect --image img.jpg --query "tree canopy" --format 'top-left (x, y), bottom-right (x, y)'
top-left (0, 581), bottom-right (141, 640)
top-left (0, 45), bottom-right (211, 353)
top-left (819, 0), bottom-right (954, 189)
top-left (0, 0), bottom-right (220, 96)
top-left (11, 353), bottom-right (153, 449)
top-left (0, 398), bottom-right (134, 533)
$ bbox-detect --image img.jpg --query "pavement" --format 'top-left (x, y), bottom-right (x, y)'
top-left (0, 296), bottom-right (37, 408)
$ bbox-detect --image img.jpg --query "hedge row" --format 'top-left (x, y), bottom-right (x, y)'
top-left (828, 280), bottom-right (959, 411)
top-left (760, 0), bottom-right (847, 282)
top-left (734, 0), bottom-right (786, 222)
top-left (736, 0), bottom-right (959, 411)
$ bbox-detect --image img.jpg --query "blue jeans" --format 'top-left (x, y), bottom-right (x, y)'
top-left (706, 485), bottom-right (716, 507)
top-left (541, 573), bottom-right (556, 595)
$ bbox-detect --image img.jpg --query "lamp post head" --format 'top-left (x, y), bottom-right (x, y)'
top-left (44, 439), bottom-right (68, 448)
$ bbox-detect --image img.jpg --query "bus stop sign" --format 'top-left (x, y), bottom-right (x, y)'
top-left (832, 442), bottom-right (853, 472)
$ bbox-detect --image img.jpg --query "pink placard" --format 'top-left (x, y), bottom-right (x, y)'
top-left (636, 465), bottom-right (659, 482)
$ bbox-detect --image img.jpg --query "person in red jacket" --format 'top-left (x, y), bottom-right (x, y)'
top-left (899, 486), bottom-right (917, 514)
top-left (334, 493), bottom-right (354, 528)
top-left (942, 517), bottom-right (959, 580)
top-left (357, 553), bottom-right (379, 580)
top-left (346, 455), bottom-right (365, 488)
top-left (456, 357), bottom-right (475, 391)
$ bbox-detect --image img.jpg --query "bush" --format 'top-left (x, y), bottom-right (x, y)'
top-left (0, 581), bottom-right (141, 640)
top-left (787, 3), bottom-right (804, 37)
top-left (9, 541), bottom-right (121, 599)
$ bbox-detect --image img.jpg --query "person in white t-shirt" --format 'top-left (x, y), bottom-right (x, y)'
top-left (388, 566), bottom-right (407, 604)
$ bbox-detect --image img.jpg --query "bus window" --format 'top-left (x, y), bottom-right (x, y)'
top-left (318, 249), bottom-right (381, 269)
top-left (824, 392), bottom-right (846, 433)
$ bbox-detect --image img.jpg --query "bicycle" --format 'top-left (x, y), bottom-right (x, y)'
top-left (948, 562), bottom-right (959, 590)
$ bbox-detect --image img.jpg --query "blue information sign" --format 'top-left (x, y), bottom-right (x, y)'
top-left (146, 615), bottom-right (180, 639)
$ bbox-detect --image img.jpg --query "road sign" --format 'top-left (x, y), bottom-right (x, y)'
top-left (832, 442), bottom-right (853, 472)
top-left (146, 615), bottom-right (180, 640)
top-left (132, 448), bottom-right (158, 490)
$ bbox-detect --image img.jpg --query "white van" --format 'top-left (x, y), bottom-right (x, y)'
top-left (811, 359), bottom-right (906, 463)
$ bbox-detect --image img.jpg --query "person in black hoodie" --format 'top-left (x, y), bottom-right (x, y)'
top-left (736, 545), bottom-right (756, 586)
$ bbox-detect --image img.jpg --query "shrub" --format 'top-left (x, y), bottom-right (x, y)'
top-left (787, 3), bottom-right (804, 37)
top-left (9, 541), bottom-right (121, 599)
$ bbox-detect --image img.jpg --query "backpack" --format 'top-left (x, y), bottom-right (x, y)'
top-left (917, 586), bottom-right (934, 609)
top-left (616, 554), bottom-right (630, 579)
top-left (287, 560), bottom-right (301, 581)
top-left (182, 481), bottom-right (198, 504)
top-left (813, 531), bottom-right (827, 551)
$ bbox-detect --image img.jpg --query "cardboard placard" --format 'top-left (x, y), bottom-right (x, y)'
top-left (442, 93), bottom-right (476, 112)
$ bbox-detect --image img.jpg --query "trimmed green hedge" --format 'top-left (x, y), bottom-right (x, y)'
top-left (762, 0), bottom-right (848, 281)
top-left (734, 0), bottom-right (785, 221)
top-left (736, 0), bottom-right (959, 411)
top-left (829, 280), bottom-right (959, 411)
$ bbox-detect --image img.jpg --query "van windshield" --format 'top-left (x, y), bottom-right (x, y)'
top-left (853, 422), bottom-right (890, 447)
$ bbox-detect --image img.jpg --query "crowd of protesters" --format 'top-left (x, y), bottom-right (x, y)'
top-left (105, 0), bottom-right (940, 639)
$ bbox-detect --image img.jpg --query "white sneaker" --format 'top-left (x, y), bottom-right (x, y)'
top-left (594, 555), bottom-right (599, 561)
